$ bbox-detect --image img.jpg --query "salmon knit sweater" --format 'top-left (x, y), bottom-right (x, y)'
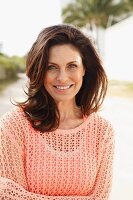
top-left (0, 107), bottom-right (114, 200)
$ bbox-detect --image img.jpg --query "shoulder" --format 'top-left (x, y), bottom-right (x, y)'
top-left (86, 112), bottom-right (114, 139)
top-left (0, 106), bottom-right (26, 128)
top-left (86, 112), bottom-right (113, 128)
top-left (94, 112), bottom-right (113, 130)
top-left (0, 106), bottom-right (28, 145)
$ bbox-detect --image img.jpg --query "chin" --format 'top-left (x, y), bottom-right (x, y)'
top-left (53, 96), bottom-right (76, 103)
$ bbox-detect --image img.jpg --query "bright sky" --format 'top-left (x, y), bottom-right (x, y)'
top-left (0, 0), bottom-right (62, 56)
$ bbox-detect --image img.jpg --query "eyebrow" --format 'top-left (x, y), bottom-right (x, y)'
top-left (48, 61), bottom-right (78, 66)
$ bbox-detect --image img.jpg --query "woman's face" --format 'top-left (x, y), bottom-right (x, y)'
top-left (44, 44), bottom-right (85, 103)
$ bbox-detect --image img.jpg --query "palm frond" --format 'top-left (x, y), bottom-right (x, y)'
top-left (62, 0), bottom-right (133, 28)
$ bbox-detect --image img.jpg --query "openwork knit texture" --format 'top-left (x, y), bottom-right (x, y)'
top-left (0, 107), bottom-right (114, 200)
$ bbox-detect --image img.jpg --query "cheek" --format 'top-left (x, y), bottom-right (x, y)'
top-left (73, 71), bottom-right (84, 82)
top-left (44, 73), bottom-right (54, 84)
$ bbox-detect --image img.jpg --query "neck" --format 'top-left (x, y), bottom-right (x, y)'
top-left (56, 100), bottom-right (82, 121)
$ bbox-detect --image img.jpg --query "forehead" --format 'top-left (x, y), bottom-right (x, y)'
top-left (48, 44), bottom-right (82, 62)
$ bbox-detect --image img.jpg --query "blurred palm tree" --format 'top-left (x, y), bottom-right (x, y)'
top-left (62, 0), bottom-right (133, 50)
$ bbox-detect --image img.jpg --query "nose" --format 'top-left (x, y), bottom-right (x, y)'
top-left (56, 69), bottom-right (68, 83)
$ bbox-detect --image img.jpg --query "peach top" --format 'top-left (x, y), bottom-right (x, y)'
top-left (0, 107), bottom-right (114, 200)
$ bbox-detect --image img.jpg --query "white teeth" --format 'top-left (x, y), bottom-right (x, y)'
top-left (55, 85), bottom-right (71, 90)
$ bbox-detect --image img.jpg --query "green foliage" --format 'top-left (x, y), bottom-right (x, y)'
top-left (0, 55), bottom-right (17, 79)
top-left (9, 56), bottom-right (26, 73)
top-left (128, 0), bottom-right (133, 7)
top-left (0, 54), bottom-right (26, 80)
top-left (62, 0), bottom-right (133, 28)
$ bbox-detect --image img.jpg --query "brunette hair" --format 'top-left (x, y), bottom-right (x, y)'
top-left (17, 24), bottom-right (108, 132)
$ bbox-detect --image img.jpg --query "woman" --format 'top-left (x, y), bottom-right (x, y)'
top-left (0, 24), bottom-right (114, 200)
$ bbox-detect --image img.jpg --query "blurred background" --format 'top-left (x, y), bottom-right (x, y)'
top-left (0, 0), bottom-right (133, 199)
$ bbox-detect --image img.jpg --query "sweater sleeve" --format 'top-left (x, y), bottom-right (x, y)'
top-left (0, 110), bottom-right (114, 200)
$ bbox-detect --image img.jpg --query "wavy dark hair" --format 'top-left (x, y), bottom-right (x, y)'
top-left (17, 24), bottom-right (108, 132)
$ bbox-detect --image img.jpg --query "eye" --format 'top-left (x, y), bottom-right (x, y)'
top-left (68, 64), bottom-right (78, 69)
top-left (47, 65), bottom-right (57, 70)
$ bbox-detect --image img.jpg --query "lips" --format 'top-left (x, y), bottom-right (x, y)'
top-left (53, 84), bottom-right (73, 90)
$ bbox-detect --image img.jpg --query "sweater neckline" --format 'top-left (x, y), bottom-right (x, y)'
top-left (18, 106), bottom-right (94, 134)
top-left (40, 113), bottom-right (94, 157)
top-left (55, 113), bottom-right (94, 133)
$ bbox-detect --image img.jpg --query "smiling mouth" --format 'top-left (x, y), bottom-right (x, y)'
top-left (53, 84), bottom-right (73, 90)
